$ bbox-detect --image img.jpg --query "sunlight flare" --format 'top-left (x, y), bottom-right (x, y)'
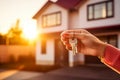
top-left (20, 19), bottom-right (38, 41)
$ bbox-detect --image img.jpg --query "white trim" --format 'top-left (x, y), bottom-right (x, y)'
top-left (69, 51), bottom-right (74, 67)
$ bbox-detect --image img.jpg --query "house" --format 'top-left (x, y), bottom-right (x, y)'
top-left (33, 0), bottom-right (120, 67)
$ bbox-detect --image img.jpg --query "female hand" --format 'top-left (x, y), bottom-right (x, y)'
top-left (61, 29), bottom-right (107, 57)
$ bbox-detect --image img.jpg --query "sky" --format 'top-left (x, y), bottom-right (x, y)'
top-left (0, 0), bottom-right (47, 34)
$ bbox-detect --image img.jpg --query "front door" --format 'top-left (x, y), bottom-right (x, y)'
top-left (85, 56), bottom-right (102, 64)
top-left (55, 39), bottom-right (69, 67)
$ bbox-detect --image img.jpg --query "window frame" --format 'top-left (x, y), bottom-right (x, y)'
top-left (41, 40), bottom-right (46, 54)
top-left (87, 0), bottom-right (114, 21)
top-left (42, 11), bottom-right (62, 28)
top-left (97, 35), bottom-right (118, 47)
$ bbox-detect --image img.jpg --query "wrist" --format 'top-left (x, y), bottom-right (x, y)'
top-left (97, 42), bottom-right (107, 58)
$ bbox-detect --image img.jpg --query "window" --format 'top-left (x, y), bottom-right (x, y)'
top-left (87, 0), bottom-right (114, 20)
top-left (42, 12), bottom-right (61, 28)
top-left (41, 40), bottom-right (46, 54)
top-left (98, 35), bottom-right (117, 47)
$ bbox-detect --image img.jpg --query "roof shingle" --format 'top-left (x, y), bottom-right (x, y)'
top-left (33, 0), bottom-right (83, 18)
top-left (55, 0), bottom-right (82, 9)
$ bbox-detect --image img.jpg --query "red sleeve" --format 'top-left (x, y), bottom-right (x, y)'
top-left (101, 44), bottom-right (120, 74)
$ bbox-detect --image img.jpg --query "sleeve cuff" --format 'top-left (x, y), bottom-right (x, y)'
top-left (101, 44), bottom-right (120, 74)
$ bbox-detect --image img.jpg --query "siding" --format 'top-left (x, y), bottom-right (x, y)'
top-left (36, 39), bottom-right (55, 65)
top-left (77, 0), bottom-right (120, 29)
top-left (37, 4), bottom-right (69, 33)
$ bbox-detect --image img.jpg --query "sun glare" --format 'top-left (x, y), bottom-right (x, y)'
top-left (21, 19), bottom-right (38, 41)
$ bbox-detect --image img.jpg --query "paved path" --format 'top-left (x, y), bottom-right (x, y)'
top-left (31, 65), bottom-right (120, 80)
top-left (0, 69), bottom-right (19, 80)
top-left (0, 65), bottom-right (120, 80)
top-left (0, 69), bottom-right (43, 80)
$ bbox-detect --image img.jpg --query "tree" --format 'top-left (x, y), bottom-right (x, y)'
top-left (0, 34), bottom-right (6, 44)
top-left (6, 19), bottom-right (28, 45)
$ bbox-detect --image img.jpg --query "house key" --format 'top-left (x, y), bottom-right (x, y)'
top-left (69, 37), bottom-right (78, 55)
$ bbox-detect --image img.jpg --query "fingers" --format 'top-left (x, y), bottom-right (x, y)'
top-left (60, 29), bottom-right (86, 44)
top-left (74, 32), bottom-right (86, 40)
top-left (66, 44), bottom-right (72, 50)
top-left (61, 29), bottom-right (89, 40)
top-left (61, 29), bottom-right (89, 38)
top-left (61, 29), bottom-right (89, 34)
top-left (60, 29), bottom-right (89, 51)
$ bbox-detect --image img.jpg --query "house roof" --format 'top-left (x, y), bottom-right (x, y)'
top-left (56, 0), bottom-right (82, 10)
top-left (33, 0), bottom-right (84, 19)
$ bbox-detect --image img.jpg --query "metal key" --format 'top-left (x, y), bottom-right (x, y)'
top-left (69, 38), bottom-right (78, 55)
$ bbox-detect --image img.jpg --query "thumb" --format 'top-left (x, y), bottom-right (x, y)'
top-left (75, 33), bottom-right (87, 40)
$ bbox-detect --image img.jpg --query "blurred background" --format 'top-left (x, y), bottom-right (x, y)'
top-left (0, 0), bottom-right (120, 80)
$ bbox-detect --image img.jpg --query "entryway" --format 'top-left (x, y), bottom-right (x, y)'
top-left (55, 39), bottom-right (69, 67)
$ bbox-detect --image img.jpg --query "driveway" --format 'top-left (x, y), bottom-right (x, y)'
top-left (0, 65), bottom-right (120, 80)
top-left (31, 65), bottom-right (120, 80)
top-left (0, 69), bottom-right (43, 80)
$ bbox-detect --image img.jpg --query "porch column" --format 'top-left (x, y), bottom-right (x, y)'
top-left (69, 51), bottom-right (74, 67)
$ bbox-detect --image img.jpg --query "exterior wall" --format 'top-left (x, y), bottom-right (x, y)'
top-left (0, 45), bottom-right (35, 63)
top-left (69, 10), bottom-right (80, 29)
top-left (69, 0), bottom-right (120, 65)
top-left (36, 4), bottom-right (69, 34)
top-left (69, 51), bottom-right (84, 67)
top-left (35, 0), bottom-right (120, 66)
top-left (118, 33), bottom-right (120, 49)
top-left (36, 4), bottom-right (70, 66)
top-left (75, 0), bottom-right (120, 29)
top-left (36, 39), bottom-right (55, 65)
top-left (74, 54), bottom-right (85, 65)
